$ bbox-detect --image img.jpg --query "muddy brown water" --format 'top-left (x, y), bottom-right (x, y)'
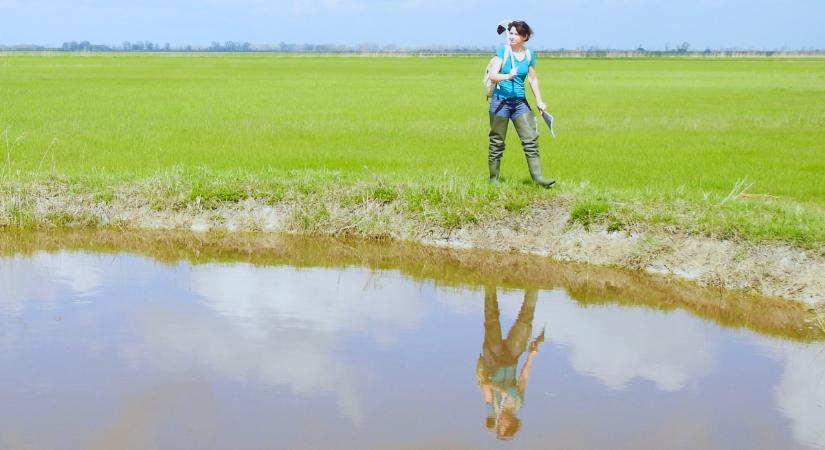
top-left (1, 231), bottom-right (824, 450)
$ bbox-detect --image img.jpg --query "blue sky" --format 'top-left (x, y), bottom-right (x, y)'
top-left (2, 0), bottom-right (823, 49)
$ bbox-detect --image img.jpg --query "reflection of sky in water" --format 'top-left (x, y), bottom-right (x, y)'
top-left (758, 340), bottom-right (825, 448)
top-left (124, 264), bottom-right (431, 427)
top-left (0, 251), bottom-right (106, 314)
top-left (1, 251), bottom-right (824, 449)
top-left (189, 264), bottom-right (428, 341)
top-left (440, 287), bottom-right (715, 391)
top-left (506, 289), bottom-right (714, 392)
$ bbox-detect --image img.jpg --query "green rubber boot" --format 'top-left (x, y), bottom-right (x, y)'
top-left (489, 159), bottom-right (501, 185)
top-left (527, 158), bottom-right (556, 188)
top-left (488, 113), bottom-right (509, 184)
top-left (513, 112), bottom-right (555, 188)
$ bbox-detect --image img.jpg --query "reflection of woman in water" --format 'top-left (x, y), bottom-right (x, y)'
top-left (477, 286), bottom-right (544, 440)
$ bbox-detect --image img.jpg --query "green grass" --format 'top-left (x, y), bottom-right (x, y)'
top-left (570, 198), bottom-right (610, 230)
top-left (1, 53), bottom-right (824, 245)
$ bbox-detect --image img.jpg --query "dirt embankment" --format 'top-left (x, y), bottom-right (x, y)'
top-left (3, 188), bottom-right (825, 306)
top-left (439, 203), bottom-right (825, 305)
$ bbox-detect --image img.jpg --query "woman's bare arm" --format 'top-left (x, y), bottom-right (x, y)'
top-left (517, 349), bottom-right (538, 395)
top-left (489, 57), bottom-right (516, 82)
top-left (527, 66), bottom-right (547, 112)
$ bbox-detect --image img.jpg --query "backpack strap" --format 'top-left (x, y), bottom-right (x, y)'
top-left (500, 45), bottom-right (511, 73)
top-left (503, 46), bottom-right (531, 71)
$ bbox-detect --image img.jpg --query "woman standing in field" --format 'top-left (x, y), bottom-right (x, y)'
top-left (487, 21), bottom-right (555, 187)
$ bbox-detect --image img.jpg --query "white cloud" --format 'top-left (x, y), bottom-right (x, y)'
top-left (0, 251), bottom-right (105, 315)
top-left (124, 304), bottom-right (367, 425)
top-left (441, 287), bottom-right (715, 391)
top-left (757, 339), bottom-right (825, 448)
top-left (189, 264), bottom-right (428, 342)
top-left (37, 252), bottom-right (103, 297)
top-left (529, 291), bottom-right (716, 391)
top-left (120, 263), bottom-right (431, 425)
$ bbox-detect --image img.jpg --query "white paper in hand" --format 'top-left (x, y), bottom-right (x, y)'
top-left (541, 111), bottom-right (556, 138)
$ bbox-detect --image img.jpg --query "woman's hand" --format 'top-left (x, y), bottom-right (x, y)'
top-left (536, 101), bottom-right (547, 113)
top-left (507, 69), bottom-right (517, 80)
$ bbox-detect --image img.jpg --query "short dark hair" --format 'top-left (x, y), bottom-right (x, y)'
top-left (509, 21), bottom-right (534, 41)
top-left (485, 411), bottom-right (522, 440)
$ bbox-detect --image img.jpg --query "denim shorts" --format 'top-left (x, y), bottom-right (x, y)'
top-left (489, 96), bottom-right (532, 119)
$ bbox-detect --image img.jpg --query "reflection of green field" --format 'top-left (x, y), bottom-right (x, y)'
top-left (2, 54), bottom-right (824, 243)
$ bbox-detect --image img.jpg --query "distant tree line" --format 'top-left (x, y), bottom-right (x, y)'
top-left (60, 40), bottom-right (214, 52)
top-left (1, 40), bottom-right (823, 56)
top-left (120, 41), bottom-right (173, 51)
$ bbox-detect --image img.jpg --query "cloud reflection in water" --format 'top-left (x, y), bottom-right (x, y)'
top-left (440, 287), bottom-right (715, 392)
top-left (123, 263), bottom-right (430, 426)
top-left (2, 251), bottom-right (825, 449)
top-left (759, 340), bottom-right (825, 448)
top-left (0, 251), bottom-right (105, 315)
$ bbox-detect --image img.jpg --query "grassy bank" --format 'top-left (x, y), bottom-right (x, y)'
top-left (1, 54), bottom-right (824, 248)
top-left (2, 168), bottom-right (824, 251)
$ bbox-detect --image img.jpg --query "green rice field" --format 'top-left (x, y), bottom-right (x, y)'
top-left (1, 53), bottom-right (824, 244)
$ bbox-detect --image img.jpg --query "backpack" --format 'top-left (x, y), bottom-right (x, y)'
top-left (483, 46), bottom-right (532, 99)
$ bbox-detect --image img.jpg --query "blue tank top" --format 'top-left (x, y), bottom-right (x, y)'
top-left (493, 46), bottom-right (535, 99)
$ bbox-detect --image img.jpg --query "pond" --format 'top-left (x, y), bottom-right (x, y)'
top-left (1, 232), bottom-right (823, 449)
